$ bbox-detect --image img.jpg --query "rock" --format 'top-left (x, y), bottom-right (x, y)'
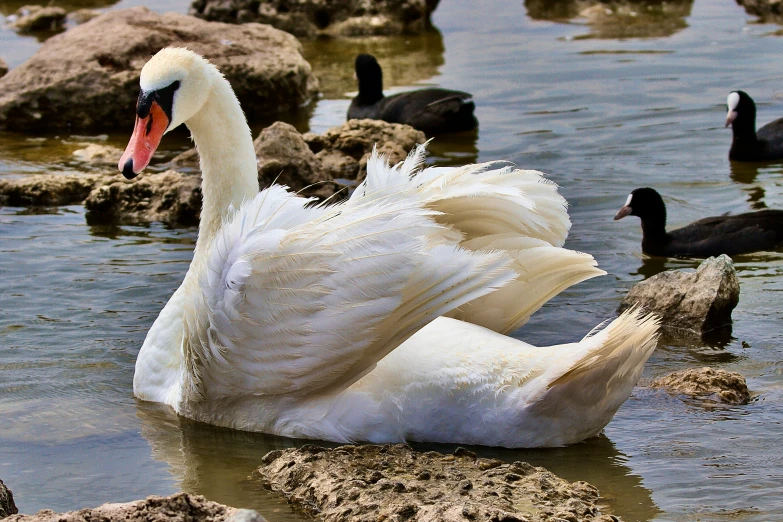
top-left (255, 444), bottom-right (616, 522)
top-left (304, 119), bottom-right (426, 183)
top-left (736, 0), bottom-right (783, 23)
top-left (0, 58), bottom-right (7, 79)
top-left (67, 9), bottom-right (102, 25)
top-left (4, 492), bottom-right (266, 521)
top-left (190, 0), bottom-right (440, 37)
top-left (524, 0), bottom-right (692, 39)
top-left (84, 170), bottom-right (202, 226)
top-left (0, 7), bottom-right (318, 132)
top-left (0, 173), bottom-right (107, 207)
top-left (72, 143), bottom-right (124, 167)
top-left (617, 255), bottom-right (740, 334)
top-left (253, 122), bottom-right (338, 200)
top-left (651, 367), bottom-right (752, 405)
top-left (9, 5), bottom-right (67, 33)
top-left (1, 479), bottom-right (18, 518)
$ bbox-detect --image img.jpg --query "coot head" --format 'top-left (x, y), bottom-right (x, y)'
top-left (354, 54), bottom-right (384, 100)
top-left (726, 90), bottom-right (756, 131)
top-left (614, 187), bottom-right (667, 224)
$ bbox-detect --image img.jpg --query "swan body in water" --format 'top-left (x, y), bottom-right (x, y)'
top-left (118, 48), bottom-right (659, 448)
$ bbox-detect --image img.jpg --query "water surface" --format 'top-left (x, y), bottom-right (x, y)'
top-left (2, 0), bottom-right (783, 520)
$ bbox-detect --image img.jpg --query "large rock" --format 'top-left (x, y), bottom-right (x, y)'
top-left (256, 444), bottom-right (618, 522)
top-left (617, 255), bottom-right (740, 334)
top-left (0, 7), bottom-right (318, 132)
top-left (1, 479), bottom-right (17, 518)
top-left (736, 0), bottom-right (783, 23)
top-left (0, 173), bottom-right (106, 207)
top-left (4, 493), bottom-right (266, 522)
top-left (190, 0), bottom-right (440, 37)
top-left (651, 367), bottom-right (752, 405)
top-left (9, 5), bottom-right (67, 33)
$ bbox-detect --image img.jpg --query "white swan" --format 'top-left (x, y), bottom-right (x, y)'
top-left (118, 48), bottom-right (659, 448)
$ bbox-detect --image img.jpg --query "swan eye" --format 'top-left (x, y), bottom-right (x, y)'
top-left (136, 80), bottom-right (181, 123)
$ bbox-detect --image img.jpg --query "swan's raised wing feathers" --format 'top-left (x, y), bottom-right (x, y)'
top-left (183, 186), bottom-right (516, 402)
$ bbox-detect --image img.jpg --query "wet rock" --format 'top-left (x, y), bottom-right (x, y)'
top-left (255, 444), bottom-right (616, 522)
top-left (651, 367), bottom-right (752, 405)
top-left (0, 58), bottom-right (7, 79)
top-left (4, 492), bottom-right (266, 521)
top-left (525, 0), bottom-right (692, 39)
top-left (84, 170), bottom-right (202, 226)
top-left (1, 478), bottom-right (18, 518)
top-left (0, 7), bottom-right (318, 132)
top-left (617, 255), bottom-right (739, 334)
top-left (72, 143), bottom-right (124, 167)
top-left (304, 119), bottom-right (426, 183)
top-left (8, 5), bottom-right (67, 33)
top-left (736, 0), bottom-right (783, 23)
top-left (190, 0), bottom-right (440, 37)
top-left (0, 173), bottom-right (107, 207)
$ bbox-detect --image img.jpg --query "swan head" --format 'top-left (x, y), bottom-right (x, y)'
top-left (118, 47), bottom-right (217, 179)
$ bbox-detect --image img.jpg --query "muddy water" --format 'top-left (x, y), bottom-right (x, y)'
top-left (2, 0), bottom-right (783, 520)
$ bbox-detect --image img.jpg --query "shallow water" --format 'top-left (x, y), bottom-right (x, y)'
top-left (2, 0), bottom-right (783, 520)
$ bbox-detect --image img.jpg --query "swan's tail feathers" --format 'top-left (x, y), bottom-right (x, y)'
top-left (446, 236), bottom-right (605, 335)
top-left (527, 308), bottom-right (660, 445)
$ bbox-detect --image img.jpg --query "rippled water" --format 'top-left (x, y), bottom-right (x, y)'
top-left (3, 0), bottom-right (783, 519)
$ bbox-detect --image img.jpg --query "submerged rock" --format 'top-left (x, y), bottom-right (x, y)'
top-left (8, 5), bottom-right (67, 33)
top-left (0, 7), bottom-right (318, 132)
top-left (190, 0), bottom-right (440, 37)
top-left (256, 444), bottom-right (618, 522)
top-left (618, 255), bottom-right (740, 334)
top-left (651, 367), bottom-right (751, 405)
top-left (4, 492), bottom-right (266, 521)
top-left (1, 478), bottom-right (18, 518)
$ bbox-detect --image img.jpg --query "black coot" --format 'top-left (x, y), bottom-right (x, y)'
top-left (726, 90), bottom-right (783, 162)
top-left (615, 187), bottom-right (783, 257)
top-left (347, 54), bottom-right (478, 135)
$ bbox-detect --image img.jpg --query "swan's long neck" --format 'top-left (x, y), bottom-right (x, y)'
top-left (186, 75), bottom-right (259, 263)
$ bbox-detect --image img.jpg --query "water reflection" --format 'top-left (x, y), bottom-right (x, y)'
top-left (524, 0), bottom-right (693, 39)
top-left (729, 161), bottom-right (783, 209)
top-left (301, 29), bottom-right (445, 100)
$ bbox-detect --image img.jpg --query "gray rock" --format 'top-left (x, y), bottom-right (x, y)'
top-left (256, 444), bottom-right (618, 522)
top-left (0, 7), bottom-right (318, 132)
top-left (1, 478), bottom-right (18, 518)
top-left (9, 5), bottom-right (67, 33)
top-left (651, 367), bottom-right (752, 405)
top-left (190, 0), bottom-right (440, 38)
top-left (618, 255), bottom-right (740, 334)
top-left (4, 492), bottom-right (266, 521)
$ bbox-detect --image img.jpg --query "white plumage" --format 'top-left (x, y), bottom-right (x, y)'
top-left (123, 48), bottom-right (659, 448)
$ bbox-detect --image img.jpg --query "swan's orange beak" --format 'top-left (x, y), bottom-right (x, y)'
top-left (118, 101), bottom-right (169, 180)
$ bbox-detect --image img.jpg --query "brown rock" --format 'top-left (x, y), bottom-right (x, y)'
top-left (72, 143), bottom-right (124, 167)
top-left (84, 170), bottom-right (202, 226)
top-left (1, 478), bottom-right (17, 518)
top-left (737, 0), bottom-right (783, 23)
top-left (67, 9), bottom-right (102, 25)
top-left (4, 492), bottom-right (266, 521)
top-left (255, 444), bottom-right (614, 522)
top-left (0, 58), bottom-right (7, 79)
top-left (0, 173), bottom-right (107, 207)
top-left (190, 0), bottom-right (440, 37)
top-left (617, 255), bottom-right (740, 334)
top-left (651, 367), bottom-right (752, 405)
top-left (9, 5), bottom-right (67, 33)
top-left (0, 7), bottom-right (318, 132)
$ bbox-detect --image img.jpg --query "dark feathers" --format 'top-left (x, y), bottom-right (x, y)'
top-left (347, 53), bottom-right (478, 135)
top-left (726, 90), bottom-right (783, 162)
top-left (615, 187), bottom-right (783, 257)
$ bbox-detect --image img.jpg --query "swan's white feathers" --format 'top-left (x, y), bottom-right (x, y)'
top-left (186, 183), bottom-right (517, 401)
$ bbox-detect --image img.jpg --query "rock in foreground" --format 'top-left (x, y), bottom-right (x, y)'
top-left (1, 478), bottom-right (17, 518)
top-left (651, 367), bottom-right (751, 405)
top-left (618, 255), bottom-right (739, 334)
top-left (191, 0), bottom-right (440, 37)
top-left (5, 493), bottom-right (265, 522)
top-left (256, 444), bottom-right (617, 522)
top-left (0, 7), bottom-right (318, 132)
